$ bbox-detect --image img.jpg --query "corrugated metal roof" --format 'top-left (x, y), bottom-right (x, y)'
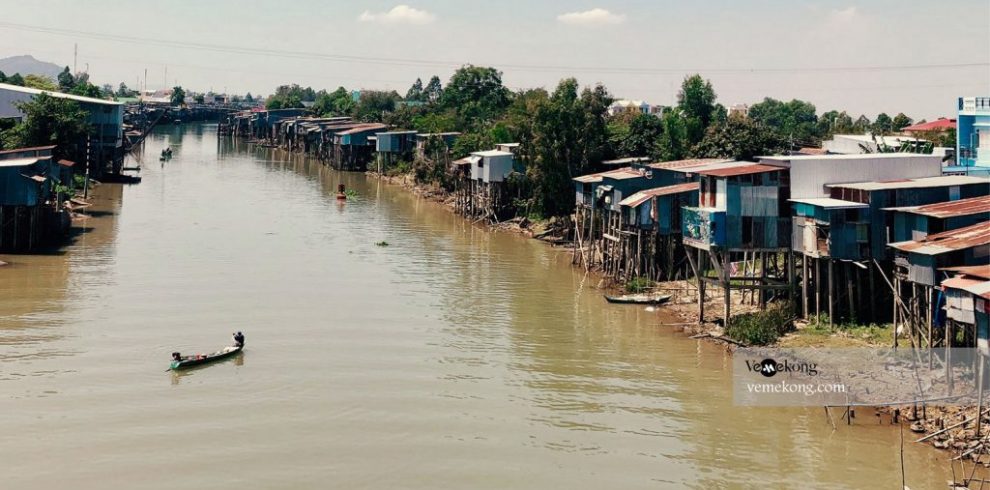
top-left (827, 175), bottom-right (989, 191)
top-left (0, 82), bottom-right (122, 106)
top-left (619, 182), bottom-right (699, 207)
top-left (889, 220), bottom-right (990, 255)
top-left (573, 172), bottom-right (605, 183)
top-left (645, 158), bottom-right (731, 171)
top-left (942, 276), bottom-right (986, 291)
top-left (603, 156), bottom-right (650, 165)
top-left (573, 167), bottom-right (645, 183)
top-left (336, 123), bottom-right (388, 135)
top-left (942, 278), bottom-right (990, 298)
top-left (788, 197), bottom-right (869, 209)
top-left (471, 150), bottom-right (514, 158)
top-left (941, 265), bottom-right (990, 280)
top-left (0, 157), bottom-right (39, 168)
top-left (885, 195), bottom-right (990, 219)
top-left (903, 118), bottom-right (956, 132)
top-left (696, 163), bottom-right (784, 177)
top-left (0, 145), bottom-right (56, 155)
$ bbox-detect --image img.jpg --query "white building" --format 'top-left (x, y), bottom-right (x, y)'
top-left (822, 133), bottom-right (927, 155)
top-left (469, 150), bottom-right (515, 183)
top-left (758, 153), bottom-right (943, 198)
top-left (609, 99), bottom-right (650, 117)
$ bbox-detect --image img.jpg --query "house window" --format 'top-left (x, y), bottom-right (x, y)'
top-left (856, 224), bottom-right (868, 243)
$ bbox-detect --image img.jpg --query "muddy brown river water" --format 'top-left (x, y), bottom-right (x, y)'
top-left (0, 124), bottom-right (951, 489)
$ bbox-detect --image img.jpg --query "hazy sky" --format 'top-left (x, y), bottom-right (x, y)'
top-left (1, 0), bottom-right (987, 119)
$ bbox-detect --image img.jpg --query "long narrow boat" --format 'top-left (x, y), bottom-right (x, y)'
top-left (604, 293), bottom-right (672, 305)
top-left (170, 345), bottom-right (242, 370)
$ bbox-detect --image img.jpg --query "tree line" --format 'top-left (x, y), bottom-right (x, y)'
top-left (265, 66), bottom-right (943, 218)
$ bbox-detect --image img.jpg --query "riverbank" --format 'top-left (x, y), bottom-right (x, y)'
top-left (367, 168), bottom-right (990, 473)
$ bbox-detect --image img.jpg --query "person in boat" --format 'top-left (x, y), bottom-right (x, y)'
top-left (172, 352), bottom-right (182, 362)
top-left (233, 331), bottom-right (245, 348)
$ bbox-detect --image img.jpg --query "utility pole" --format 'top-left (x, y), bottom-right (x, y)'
top-left (73, 43), bottom-right (77, 73)
top-left (164, 65), bottom-right (167, 89)
top-left (144, 68), bottom-right (147, 92)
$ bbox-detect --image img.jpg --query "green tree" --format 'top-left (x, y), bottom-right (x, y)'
top-left (528, 78), bottom-right (613, 217)
top-left (244, 92), bottom-right (254, 103)
top-left (194, 93), bottom-right (205, 104)
top-left (0, 70), bottom-right (7, 83)
top-left (353, 90), bottom-right (399, 122)
top-left (747, 97), bottom-right (818, 144)
top-left (613, 112), bottom-right (664, 158)
top-left (892, 113), bottom-right (913, 132)
top-left (852, 115), bottom-right (871, 133)
top-left (57, 66), bottom-right (75, 91)
top-left (70, 81), bottom-right (103, 98)
top-left (424, 75), bottom-right (443, 103)
top-left (872, 113), bottom-right (893, 135)
top-left (656, 110), bottom-right (690, 161)
top-left (170, 86), bottom-right (186, 106)
top-left (7, 73), bottom-right (25, 86)
top-left (442, 65), bottom-right (510, 127)
top-left (406, 78), bottom-right (424, 102)
top-left (1, 93), bottom-right (90, 159)
top-left (677, 74), bottom-right (718, 144)
top-left (691, 114), bottom-right (787, 161)
top-left (24, 74), bottom-right (58, 91)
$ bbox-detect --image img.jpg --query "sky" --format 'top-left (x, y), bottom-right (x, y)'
top-left (0, 0), bottom-right (987, 120)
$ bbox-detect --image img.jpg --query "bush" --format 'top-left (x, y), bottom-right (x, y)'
top-left (625, 276), bottom-right (654, 294)
top-left (724, 303), bottom-right (795, 346)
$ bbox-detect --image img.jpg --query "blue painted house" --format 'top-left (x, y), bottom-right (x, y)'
top-left (681, 163), bottom-right (789, 251)
top-left (890, 221), bottom-right (990, 288)
top-left (888, 195), bottom-right (990, 244)
top-left (789, 197), bottom-right (871, 260)
top-left (957, 96), bottom-right (990, 170)
top-left (827, 175), bottom-right (990, 259)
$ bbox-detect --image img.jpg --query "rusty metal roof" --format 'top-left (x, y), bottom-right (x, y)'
top-left (695, 163), bottom-right (784, 178)
top-left (645, 158), bottom-right (731, 170)
top-left (827, 175), bottom-right (989, 191)
top-left (941, 264), bottom-right (990, 280)
top-left (886, 195), bottom-right (990, 219)
top-left (889, 220), bottom-right (990, 255)
top-left (57, 159), bottom-right (75, 167)
top-left (619, 182), bottom-right (699, 207)
top-left (941, 277), bottom-right (990, 299)
top-left (336, 123), bottom-right (388, 135)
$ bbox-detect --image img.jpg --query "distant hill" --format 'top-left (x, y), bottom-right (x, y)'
top-left (0, 55), bottom-right (64, 79)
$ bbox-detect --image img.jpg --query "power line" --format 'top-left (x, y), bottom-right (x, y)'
top-left (1, 21), bottom-right (986, 76)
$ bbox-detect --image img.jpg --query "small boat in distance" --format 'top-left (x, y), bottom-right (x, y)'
top-left (604, 293), bottom-right (672, 305)
top-left (170, 335), bottom-right (244, 370)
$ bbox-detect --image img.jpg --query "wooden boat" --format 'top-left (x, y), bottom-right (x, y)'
top-left (604, 293), bottom-right (671, 305)
top-left (170, 345), bottom-right (242, 370)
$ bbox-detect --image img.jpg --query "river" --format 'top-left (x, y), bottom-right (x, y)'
top-left (0, 123), bottom-right (951, 489)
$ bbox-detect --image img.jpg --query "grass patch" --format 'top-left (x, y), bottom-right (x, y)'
top-left (724, 303), bottom-right (795, 346)
top-left (624, 277), bottom-right (654, 294)
top-left (778, 315), bottom-right (893, 347)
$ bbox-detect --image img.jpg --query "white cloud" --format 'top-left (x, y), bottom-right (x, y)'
top-left (557, 8), bottom-right (626, 26)
top-left (829, 6), bottom-right (858, 22)
top-left (358, 5), bottom-right (436, 25)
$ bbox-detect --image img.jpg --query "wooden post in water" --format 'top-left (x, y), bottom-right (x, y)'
top-left (827, 259), bottom-right (834, 328)
top-left (723, 250), bottom-right (732, 328)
